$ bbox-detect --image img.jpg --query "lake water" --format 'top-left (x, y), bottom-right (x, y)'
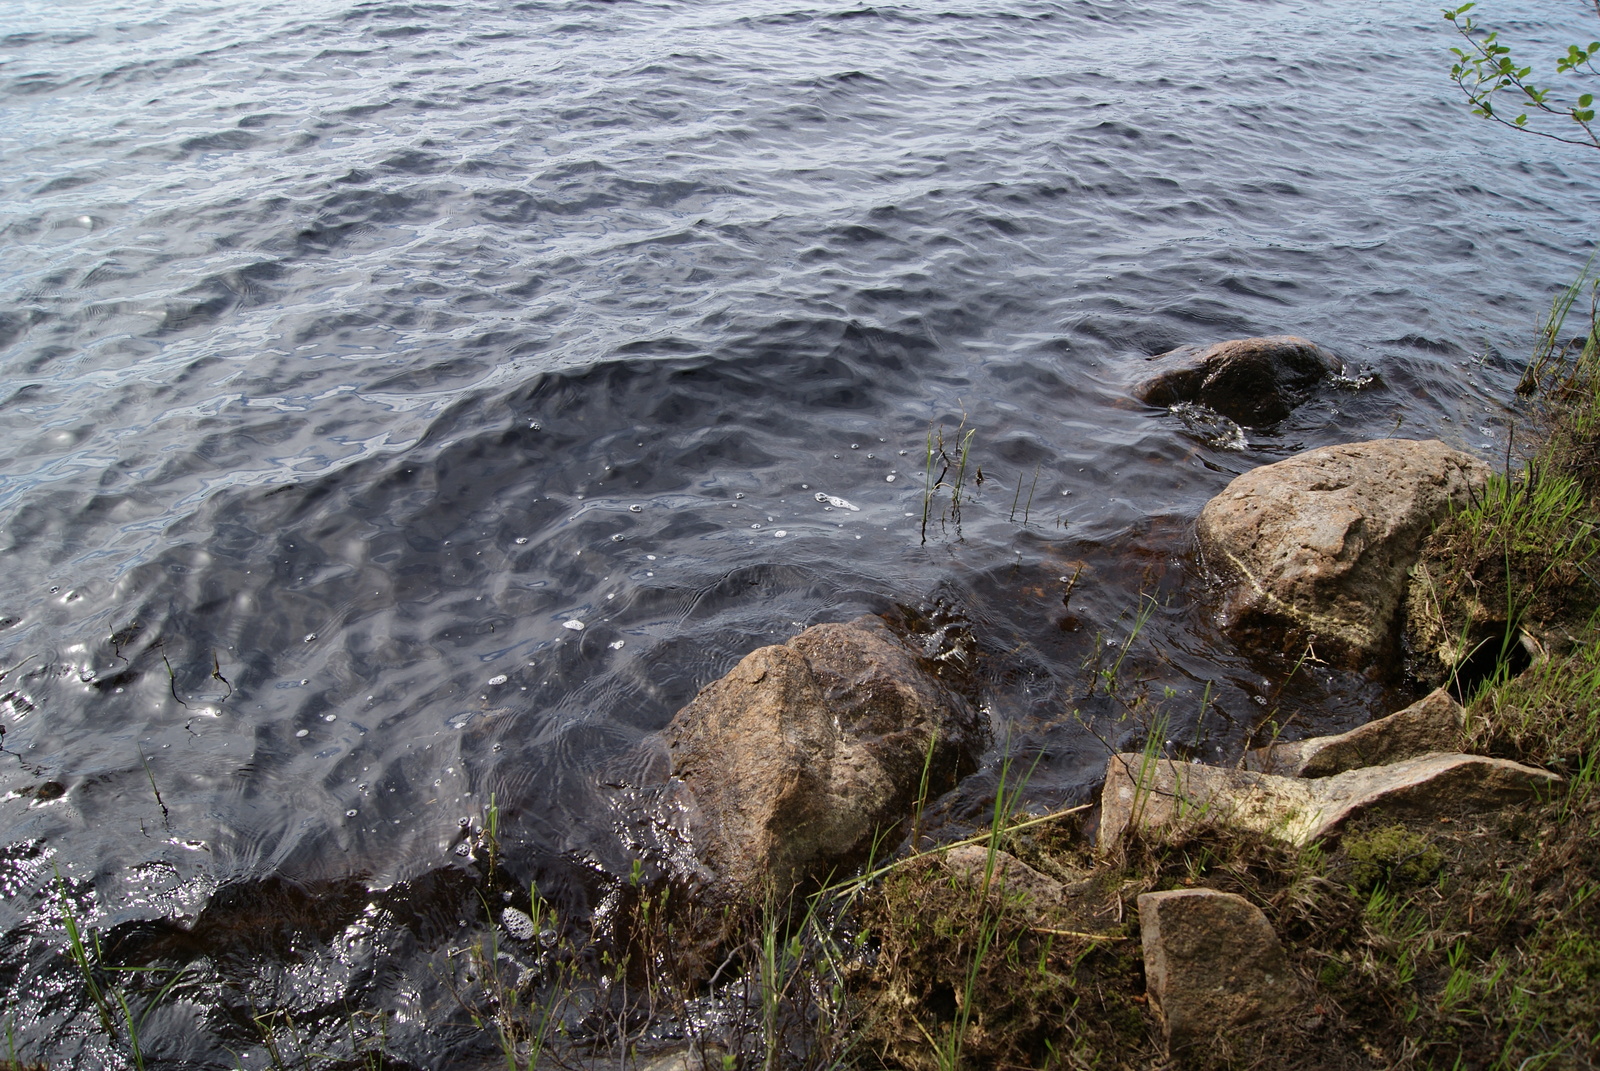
top-left (1, 0), bottom-right (1595, 1064)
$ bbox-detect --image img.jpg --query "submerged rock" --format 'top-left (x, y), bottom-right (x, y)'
top-left (665, 616), bottom-right (984, 894)
top-left (1197, 438), bottom-right (1490, 667)
top-left (1134, 335), bottom-right (1343, 426)
top-left (1099, 751), bottom-right (1558, 850)
top-left (1138, 889), bottom-right (1299, 1049)
top-left (1245, 687), bottom-right (1466, 777)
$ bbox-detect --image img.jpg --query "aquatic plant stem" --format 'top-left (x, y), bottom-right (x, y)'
top-left (137, 746), bottom-right (168, 821)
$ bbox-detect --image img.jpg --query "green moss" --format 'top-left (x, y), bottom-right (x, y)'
top-left (1341, 825), bottom-right (1445, 893)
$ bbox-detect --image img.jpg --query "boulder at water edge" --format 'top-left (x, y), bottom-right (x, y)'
top-left (1133, 335), bottom-right (1343, 426)
top-left (1138, 889), bottom-right (1299, 1049)
top-left (1197, 439), bottom-right (1491, 666)
top-left (1244, 687), bottom-right (1466, 777)
top-left (665, 616), bottom-right (984, 894)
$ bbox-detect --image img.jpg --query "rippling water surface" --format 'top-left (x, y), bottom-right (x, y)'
top-left (2, 0), bottom-right (1596, 1063)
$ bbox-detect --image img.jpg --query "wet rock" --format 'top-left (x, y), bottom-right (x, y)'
top-left (1138, 889), bottom-right (1298, 1049)
top-left (1197, 439), bottom-right (1491, 666)
top-left (1134, 335), bottom-right (1342, 426)
top-left (666, 616), bottom-right (983, 894)
top-left (1099, 751), bottom-right (1558, 850)
top-left (1244, 687), bottom-right (1466, 777)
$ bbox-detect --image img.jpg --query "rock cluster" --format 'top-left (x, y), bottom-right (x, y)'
top-left (1112, 693), bottom-right (1557, 1051)
top-left (648, 404), bottom-right (1560, 1060)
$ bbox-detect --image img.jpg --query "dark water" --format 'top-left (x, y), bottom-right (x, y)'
top-left (1, 0), bottom-right (1595, 1063)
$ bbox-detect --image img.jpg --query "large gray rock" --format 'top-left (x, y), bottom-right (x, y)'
top-left (1244, 687), bottom-right (1466, 777)
top-left (1134, 336), bottom-right (1343, 426)
top-left (1138, 889), bottom-right (1299, 1049)
top-left (665, 616), bottom-right (983, 893)
top-left (1099, 751), bottom-right (1558, 850)
top-left (1197, 439), bottom-right (1491, 666)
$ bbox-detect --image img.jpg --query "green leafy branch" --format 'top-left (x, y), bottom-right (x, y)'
top-left (1444, 2), bottom-right (1600, 150)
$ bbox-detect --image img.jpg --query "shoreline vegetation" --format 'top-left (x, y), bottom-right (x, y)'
top-left (11, 288), bottom-right (1595, 1071)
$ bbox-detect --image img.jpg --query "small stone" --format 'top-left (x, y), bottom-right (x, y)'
top-left (1138, 888), bottom-right (1298, 1049)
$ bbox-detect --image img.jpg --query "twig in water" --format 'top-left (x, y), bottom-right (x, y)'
top-left (160, 654), bottom-right (190, 710)
top-left (137, 747), bottom-right (169, 821)
top-left (1061, 563), bottom-right (1084, 607)
top-left (0, 654), bottom-right (37, 685)
top-left (1189, 680), bottom-right (1214, 751)
top-left (210, 651), bottom-right (233, 702)
top-left (950, 428), bottom-right (976, 527)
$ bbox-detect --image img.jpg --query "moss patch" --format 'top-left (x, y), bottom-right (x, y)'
top-left (1339, 825), bottom-right (1445, 893)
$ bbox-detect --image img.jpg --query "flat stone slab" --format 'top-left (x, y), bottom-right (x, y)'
top-left (1100, 751), bottom-right (1559, 849)
top-left (1138, 889), bottom-right (1298, 1049)
top-left (940, 845), bottom-right (1078, 907)
top-left (1244, 687), bottom-right (1466, 777)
